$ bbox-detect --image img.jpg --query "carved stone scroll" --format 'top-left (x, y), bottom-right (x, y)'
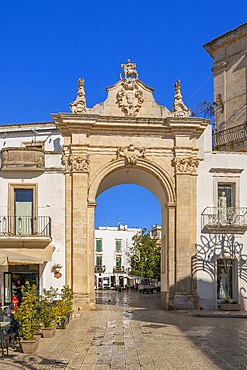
top-left (172, 157), bottom-right (199, 175)
top-left (116, 144), bottom-right (145, 165)
top-left (70, 78), bottom-right (86, 114)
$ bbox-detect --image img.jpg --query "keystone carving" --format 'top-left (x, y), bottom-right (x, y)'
top-left (172, 157), bottom-right (199, 175)
top-left (70, 78), bottom-right (86, 114)
top-left (116, 144), bottom-right (145, 165)
top-left (62, 154), bottom-right (89, 173)
top-left (172, 80), bottom-right (190, 118)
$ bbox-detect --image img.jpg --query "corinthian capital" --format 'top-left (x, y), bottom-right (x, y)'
top-left (172, 157), bottom-right (199, 175)
top-left (62, 153), bottom-right (89, 173)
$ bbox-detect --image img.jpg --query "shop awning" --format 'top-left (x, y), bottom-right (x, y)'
top-left (0, 245), bottom-right (54, 265)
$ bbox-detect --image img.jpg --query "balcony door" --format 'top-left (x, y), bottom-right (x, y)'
top-left (14, 189), bottom-right (33, 235)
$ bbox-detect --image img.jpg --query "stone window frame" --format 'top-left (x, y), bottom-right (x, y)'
top-left (210, 168), bottom-right (243, 208)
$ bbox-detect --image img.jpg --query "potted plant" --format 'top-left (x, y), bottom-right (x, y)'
top-left (39, 287), bottom-right (58, 338)
top-left (221, 296), bottom-right (240, 311)
top-left (14, 282), bottom-right (40, 354)
top-left (54, 286), bottom-right (73, 328)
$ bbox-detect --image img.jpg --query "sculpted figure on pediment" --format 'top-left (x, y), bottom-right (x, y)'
top-left (172, 80), bottom-right (190, 117)
top-left (116, 144), bottom-right (145, 165)
top-left (70, 78), bottom-right (86, 114)
top-left (120, 59), bottom-right (138, 79)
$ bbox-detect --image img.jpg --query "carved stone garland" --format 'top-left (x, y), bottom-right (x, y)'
top-left (116, 144), bottom-right (145, 165)
top-left (172, 157), bottom-right (199, 175)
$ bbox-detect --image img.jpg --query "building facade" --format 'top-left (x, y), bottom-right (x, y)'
top-left (94, 225), bottom-right (141, 290)
top-left (0, 23), bottom-right (246, 311)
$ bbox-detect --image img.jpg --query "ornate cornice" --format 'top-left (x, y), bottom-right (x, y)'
top-left (62, 153), bottom-right (89, 174)
top-left (116, 144), bottom-right (145, 165)
top-left (172, 157), bottom-right (200, 175)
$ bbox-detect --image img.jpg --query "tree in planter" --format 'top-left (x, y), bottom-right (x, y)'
top-left (54, 286), bottom-right (73, 328)
top-left (14, 282), bottom-right (40, 341)
top-left (129, 228), bottom-right (161, 280)
top-left (39, 287), bottom-right (58, 329)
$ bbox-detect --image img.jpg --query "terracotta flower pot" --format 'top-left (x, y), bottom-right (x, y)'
top-left (20, 336), bottom-right (40, 354)
top-left (42, 326), bottom-right (56, 338)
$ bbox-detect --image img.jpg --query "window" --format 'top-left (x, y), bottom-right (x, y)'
top-left (14, 189), bottom-right (33, 235)
top-left (115, 239), bottom-right (122, 252)
top-left (218, 183), bottom-right (235, 208)
top-left (8, 184), bottom-right (38, 236)
top-left (96, 239), bottom-right (102, 252)
top-left (96, 255), bottom-right (102, 267)
top-left (116, 256), bottom-right (121, 267)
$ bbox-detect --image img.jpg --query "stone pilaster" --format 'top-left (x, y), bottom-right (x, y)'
top-left (172, 156), bottom-right (200, 309)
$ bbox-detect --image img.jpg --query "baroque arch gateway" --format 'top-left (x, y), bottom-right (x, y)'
top-left (52, 60), bottom-right (208, 311)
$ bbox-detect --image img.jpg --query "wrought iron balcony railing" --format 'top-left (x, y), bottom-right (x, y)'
top-left (0, 216), bottom-right (51, 237)
top-left (94, 265), bottom-right (106, 273)
top-left (213, 122), bottom-right (247, 149)
top-left (202, 207), bottom-right (247, 234)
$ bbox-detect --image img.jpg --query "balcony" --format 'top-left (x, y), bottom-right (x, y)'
top-left (0, 216), bottom-right (51, 248)
top-left (1, 147), bottom-right (45, 171)
top-left (113, 266), bottom-right (125, 273)
top-left (213, 123), bottom-right (247, 151)
top-left (202, 207), bottom-right (247, 234)
top-left (94, 265), bottom-right (106, 273)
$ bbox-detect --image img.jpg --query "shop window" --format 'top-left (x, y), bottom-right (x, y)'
top-left (96, 239), bottom-right (102, 252)
top-left (217, 259), bottom-right (237, 300)
top-left (115, 239), bottom-right (122, 252)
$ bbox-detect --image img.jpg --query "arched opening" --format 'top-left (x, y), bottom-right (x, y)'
top-left (89, 161), bottom-right (176, 309)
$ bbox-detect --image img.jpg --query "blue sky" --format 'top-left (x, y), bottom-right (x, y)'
top-left (0, 1), bottom-right (246, 229)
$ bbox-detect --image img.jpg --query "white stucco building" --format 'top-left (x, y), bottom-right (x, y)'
top-left (94, 225), bottom-right (141, 289)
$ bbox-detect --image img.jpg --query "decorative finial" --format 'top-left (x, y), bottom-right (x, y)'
top-left (120, 59), bottom-right (138, 79)
top-left (70, 78), bottom-right (86, 114)
top-left (172, 80), bottom-right (190, 117)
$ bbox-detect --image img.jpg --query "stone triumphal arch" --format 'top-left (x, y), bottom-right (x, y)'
top-left (52, 60), bottom-right (208, 311)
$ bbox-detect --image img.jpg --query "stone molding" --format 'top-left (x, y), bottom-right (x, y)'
top-left (172, 157), bottom-right (200, 175)
top-left (62, 153), bottom-right (89, 174)
top-left (70, 78), bottom-right (86, 114)
top-left (116, 144), bottom-right (145, 165)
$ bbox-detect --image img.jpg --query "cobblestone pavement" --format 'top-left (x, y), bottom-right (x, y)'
top-left (1, 291), bottom-right (247, 370)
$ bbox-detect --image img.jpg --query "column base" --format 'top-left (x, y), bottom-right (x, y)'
top-left (174, 293), bottom-right (200, 310)
top-left (73, 293), bottom-right (96, 312)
